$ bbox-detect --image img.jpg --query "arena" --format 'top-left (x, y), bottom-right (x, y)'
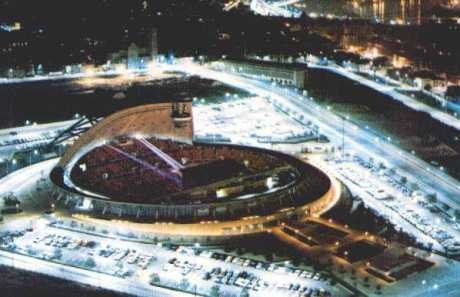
top-left (51, 102), bottom-right (340, 229)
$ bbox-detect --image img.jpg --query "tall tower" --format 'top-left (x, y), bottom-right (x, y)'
top-left (149, 28), bottom-right (158, 61)
top-left (127, 43), bottom-right (140, 69)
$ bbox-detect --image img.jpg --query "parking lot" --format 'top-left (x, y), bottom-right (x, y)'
top-left (193, 96), bottom-right (320, 148)
top-left (324, 153), bottom-right (460, 256)
top-left (0, 219), bottom-right (350, 297)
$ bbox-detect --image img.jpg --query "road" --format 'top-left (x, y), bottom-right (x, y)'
top-left (308, 63), bottom-right (460, 131)
top-left (0, 158), bottom-right (58, 196)
top-left (0, 120), bottom-right (78, 159)
top-left (415, 282), bottom-right (460, 297)
top-left (165, 62), bottom-right (460, 210)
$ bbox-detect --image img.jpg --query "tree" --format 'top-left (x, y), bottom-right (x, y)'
top-left (291, 255), bottom-right (301, 267)
top-left (240, 288), bottom-right (250, 297)
top-left (442, 203), bottom-right (450, 211)
top-left (179, 278), bottom-right (190, 290)
top-left (410, 183), bottom-right (419, 192)
top-left (400, 176), bottom-right (408, 185)
top-left (364, 276), bottom-right (370, 284)
top-left (427, 193), bottom-right (437, 204)
top-left (83, 257), bottom-right (96, 269)
top-left (26, 245), bottom-right (38, 256)
top-left (52, 248), bottom-right (63, 260)
top-left (150, 273), bottom-right (160, 285)
top-left (388, 168), bottom-right (396, 176)
top-left (351, 268), bottom-right (356, 279)
top-left (210, 285), bottom-right (221, 297)
top-left (455, 209), bottom-right (460, 219)
top-left (264, 253), bottom-right (274, 262)
top-left (372, 56), bottom-right (389, 68)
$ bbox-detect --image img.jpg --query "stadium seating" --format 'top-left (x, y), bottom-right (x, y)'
top-left (71, 137), bottom-right (290, 203)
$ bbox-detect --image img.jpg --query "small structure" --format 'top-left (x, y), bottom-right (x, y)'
top-left (212, 59), bottom-right (307, 88)
top-left (412, 70), bottom-right (446, 91)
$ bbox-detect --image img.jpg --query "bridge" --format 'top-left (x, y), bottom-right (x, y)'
top-left (250, 0), bottom-right (302, 18)
top-left (271, 0), bottom-right (302, 7)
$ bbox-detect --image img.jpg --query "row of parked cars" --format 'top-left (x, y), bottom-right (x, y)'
top-left (27, 230), bottom-right (157, 272)
top-left (200, 250), bottom-right (328, 282)
top-left (0, 229), bottom-right (28, 250)
top-left (352, 156), bottom-right (460, 255)
top-left (163, 256), bottom-right (331, 296)
top-left (97, 245), bottom-right (156, 270)
top-left (329, 154), bottom-right (460, 255)
top-left (206, 267), bottom-right (269, 291)
top-left (34, 233), bottom-right (91, 249)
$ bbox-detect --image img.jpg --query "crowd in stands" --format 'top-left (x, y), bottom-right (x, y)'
top-left (71, 137), bottom-right (289, 203)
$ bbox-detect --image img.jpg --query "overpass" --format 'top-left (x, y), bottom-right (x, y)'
top-left (250, 0), bottom-right (301, 18)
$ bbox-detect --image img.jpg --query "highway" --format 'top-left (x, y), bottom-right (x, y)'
top-left (166, 62), bottom-right (460, 210)
top-left (0, 120), bottom-right (78, 159)
top-left (0, 158), bottom-right (58, 196)
top-left (308, 63), bottom-right (460, 132)
top-left (416, 282), bottom-right (460, 297)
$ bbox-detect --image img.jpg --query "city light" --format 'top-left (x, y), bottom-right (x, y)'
top-left (0, 2), bottom-right (459, 297)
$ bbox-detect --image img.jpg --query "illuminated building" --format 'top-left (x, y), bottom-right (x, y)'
top-left (50, 100), bottom-right (341, 242)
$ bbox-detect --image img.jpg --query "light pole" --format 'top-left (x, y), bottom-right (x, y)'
top-left (341, 115), bottom-right (348, 160)
top-left (10, 158), bottom-right (16, 173)
top-left (0, 158), bottom-right (5, 175)
top-left (342, 116), bottom-right (345, 160)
